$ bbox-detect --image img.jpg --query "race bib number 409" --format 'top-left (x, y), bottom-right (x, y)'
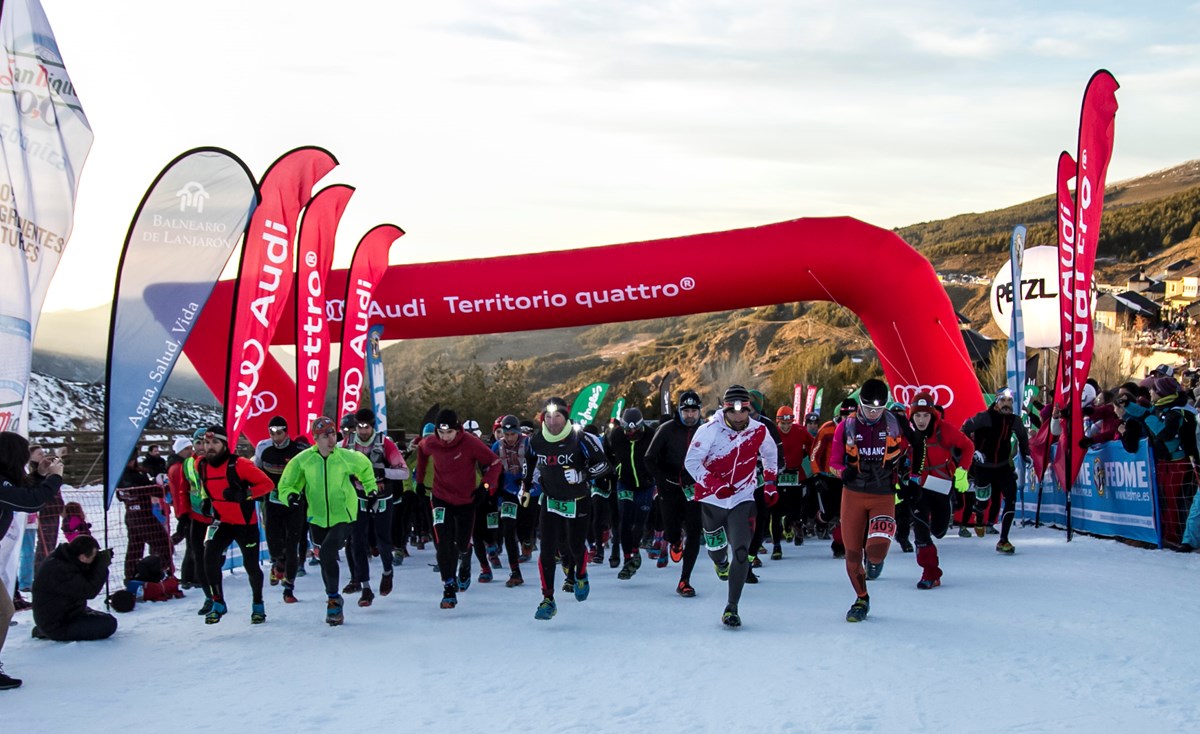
top-left (867, 515), bottom-right (897, 541)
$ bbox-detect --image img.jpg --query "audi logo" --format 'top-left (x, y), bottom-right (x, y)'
top-left (247, 391), bottom-right (278, 419)
top-left (892, 384), bottom-right (955, 408)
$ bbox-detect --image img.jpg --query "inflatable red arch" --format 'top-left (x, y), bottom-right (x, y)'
top-left (182, 216), bottom-right (984, 441)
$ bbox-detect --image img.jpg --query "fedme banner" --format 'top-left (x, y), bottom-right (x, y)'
top-left (1021, 437), bottom-right (1159, 546)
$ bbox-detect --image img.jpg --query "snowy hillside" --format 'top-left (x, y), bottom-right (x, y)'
top-left (26, 370), bottom-right (221, 432)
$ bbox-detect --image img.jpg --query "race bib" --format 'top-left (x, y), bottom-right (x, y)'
top-left (617, 489), bottom-right (634, 502)
top-left (703, 526), bottom-right (728, 551)
top-left (547, 497), bottom-right (577, 518)
top-left (486, 512), bottom-right (500, 529)
top-left (432, 506), bottom-right (446, 525)
top-left (974, 484), bottom-right (993, 501)
top-left (921, 475), bottom-right (953, 495)
top-left (867, 515), bottom-right (897, 541)
top-left (683, 484), bottom-right (695, 501)
top-left (590, 485), bottom-right (611, 498)
top-left (500, 501), bottom-right (519, 520)
top-left (778, 471), bottom-right (800, 487)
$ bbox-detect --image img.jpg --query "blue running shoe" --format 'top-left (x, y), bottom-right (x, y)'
top-left (204, 600), bottom-right (228, 625)
top-left (251, 603), bottom-right (266, 624)
top-left (574, 576), bottom-right (590, 602)
top-left (534, 597), bottom-right (557, 620)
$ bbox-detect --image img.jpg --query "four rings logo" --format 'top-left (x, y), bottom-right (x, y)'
top-left (247, 391), bottom-right (278, 419)
top-left (326, 299), bottom-right (345, 322)
top-left (892, 384), bottom-right (955, 408)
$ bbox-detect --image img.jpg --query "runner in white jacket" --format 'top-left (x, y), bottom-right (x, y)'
top-left (684, 385), bottom-right (778, 627)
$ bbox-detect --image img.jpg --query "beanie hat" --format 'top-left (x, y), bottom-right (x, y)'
top-left (435, 408), bottom-right (460, 430)
top-left (776, 406), bottom-right (794, 419)
top-left (268, 415), bottom-right (288, 429)
top-left (621, 408), bottom-right (644, 430)
top-left (858, 379), bottom-right (889, 408)
top-left (422, 422), bottom-right (436, 438)
top-left (192, 427), bottom-right (207, 441)
top-left (172, 437), bottom-right (192, 454)
top-left (838, 398), bottom-right (857, 416)
top-left (722, 385), bottom-right (752, 409)
top-left (341, 414), bottom-right (357, 430)
top-left (678, 390), bottom-right (702, 410)
top-left (748, 389), bottom-right (765, 413)
top-left (1152, 375), bottom-right (1181, 396)
top-left (543, 397), bottom-right (569, 416)
top-left (908, 391), bottom-right (937, 418)
top-left (312, 416), bottom-right (336, 437)
top-left (500, 415), bottom-right (520, 432)
top-left (354, 407), bottom-right (376, 425)
top-left (205, 426), bottom-right (228, 444)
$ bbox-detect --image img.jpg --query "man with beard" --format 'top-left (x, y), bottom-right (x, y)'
top-left (684, 385), bottom-right (778, 627)
top-left (196, 427), bottom-right (274, 624)
top-left (830, 379), bottom-right (908, 622)
top-left (961, 388), bottom-right (1031, 554)
top-left (645, 390), bottom-right (705, 597)
top-left (522, 397), bottom-right (610, 620)
top-left (905, 392), bottom-right (974, 588)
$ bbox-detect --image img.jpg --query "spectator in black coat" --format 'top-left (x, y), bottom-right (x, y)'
top-left (31, 535), bottom-right (118, 642)
top-left (1, 431), bottom-right (65, 690)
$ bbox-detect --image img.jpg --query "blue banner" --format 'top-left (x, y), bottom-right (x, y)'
top-left (103, 149), bottom-right (257, 509)
top-left (1020, 437), bottom-right (1160, 546)
top-left (366, 324), bottom-right (387, 433)
top-left (1006, 225), bottom-right (1028, 494)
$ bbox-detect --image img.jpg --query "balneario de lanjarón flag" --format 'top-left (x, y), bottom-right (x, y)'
top-left (103, 148), bottom-right (256, 508)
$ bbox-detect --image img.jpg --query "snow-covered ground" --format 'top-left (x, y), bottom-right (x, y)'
top-left (3, 524), bottom-right (1196, 732)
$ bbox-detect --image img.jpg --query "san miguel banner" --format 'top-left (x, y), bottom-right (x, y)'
top-left (1054, 70), bottom-right (1119, 500)
top-left (570, 382), bottom-right (609, 425)
top-left (225, 146), bottom-right (336, 442)
top-left (336, 224), bottom-right (403, 420)
top-left (295, 184), bottom-right (353, 437)
top-left (366, 324), bottom-right (387, 434)
top-left (103, 148), bottom-right (256, 508)
top-left (610, 397), bottom-right (625, 423)
top-left (0, 0), bottom-right (92, 432)
top-left (183, 217), bottom-right (986, 426)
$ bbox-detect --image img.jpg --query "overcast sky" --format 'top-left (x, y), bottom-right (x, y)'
top-left (39, 0), bottom-right (1200, 312)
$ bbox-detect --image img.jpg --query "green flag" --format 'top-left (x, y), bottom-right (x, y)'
top-left (570, 382), bottom-right (609, 425)
top-left (610, 396), bottom-right (626, 422)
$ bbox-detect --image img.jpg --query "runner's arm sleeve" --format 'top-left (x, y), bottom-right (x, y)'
top-left (277, 457), bottom-right (305, 504)
top-left (759, 428), bottom-right (779, 484)
top-left (582, 433), bottom-right (610, 478)
top-left (642, 425), bottom-right (671, 487)
top-left (683, 427), bottom-right (710, 491)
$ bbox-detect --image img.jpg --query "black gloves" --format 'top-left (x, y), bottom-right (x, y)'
top-left (287, 492), bottom-right (302, 508)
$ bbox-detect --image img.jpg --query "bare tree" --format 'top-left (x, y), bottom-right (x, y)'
top-left (1090, 326), bottom-right (1125, 389)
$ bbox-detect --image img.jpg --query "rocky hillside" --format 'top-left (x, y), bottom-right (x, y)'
top-left (27, 371), bottom-right (220, 433)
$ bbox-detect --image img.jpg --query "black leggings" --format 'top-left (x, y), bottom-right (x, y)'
top-left (911, 486), bottom-right (953, 546)
top-left (310, 523), bottom-right (353, 596)
top-left (204, 523), bottom-right (264, 605)
top-left (349, 501), bottom-right (394, 584)
top-left (472, 493), bottom-right (498, 570)
top-left (701, 501), bottom-right (756, 609)
top-left (124, 511), bottom-right (174, 580)
top-left (185, 518), bottom-right (211, 593)
top-left (748, 487), bottom-right (768, 558)
top-left (659, 487), bottom-right (701, 582)
top-left (497, 496), bottom-right (522, 570)
top-left (618, 485), bottom-right (654, 559)
top-left (538, 495), bottom-right (590, 598)
top-left (265, 501), bottom-right (306, 584)
top-left (432, 498), bottom-right (475, 587)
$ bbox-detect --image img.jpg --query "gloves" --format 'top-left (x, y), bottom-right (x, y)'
top-left (563, 467), bottom-right (584, 484)
top-left (519, 490), bottom-right (532, 508)
top-left (973, 450), bottom-right (986, 464)
top-left (763, 483), bottom-right (779, 508)
top-left (200, 499), bottom-right (213, 517)
top-left (473, 486), bottom-right (488, 505)
top-left (415, 482), bottom-right (427, 495)
top-left (287, 492), bottom-right (302, 508)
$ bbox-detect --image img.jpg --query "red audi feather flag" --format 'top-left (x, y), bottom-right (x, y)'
top-left (1054, 70), bottom-right (1119, 509)
top-left (294, 184), bottom-right (354, 438)
top-left (224, 146), bottom-right (337, 443)
top-left (1041, 150), bottom-right (1077, 485)
top-left (336, 224), bottom-right (404, 421)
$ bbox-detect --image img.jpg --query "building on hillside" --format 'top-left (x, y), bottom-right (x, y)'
top-left (1126, 268), bottom-right (1159, 294)
top-left (1095, 291), bottom-right (1162, 331)
top-left (1162, 264), bottom-right (1200, 309)
top-left (1163, 258), bottom-right (1194, 276)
